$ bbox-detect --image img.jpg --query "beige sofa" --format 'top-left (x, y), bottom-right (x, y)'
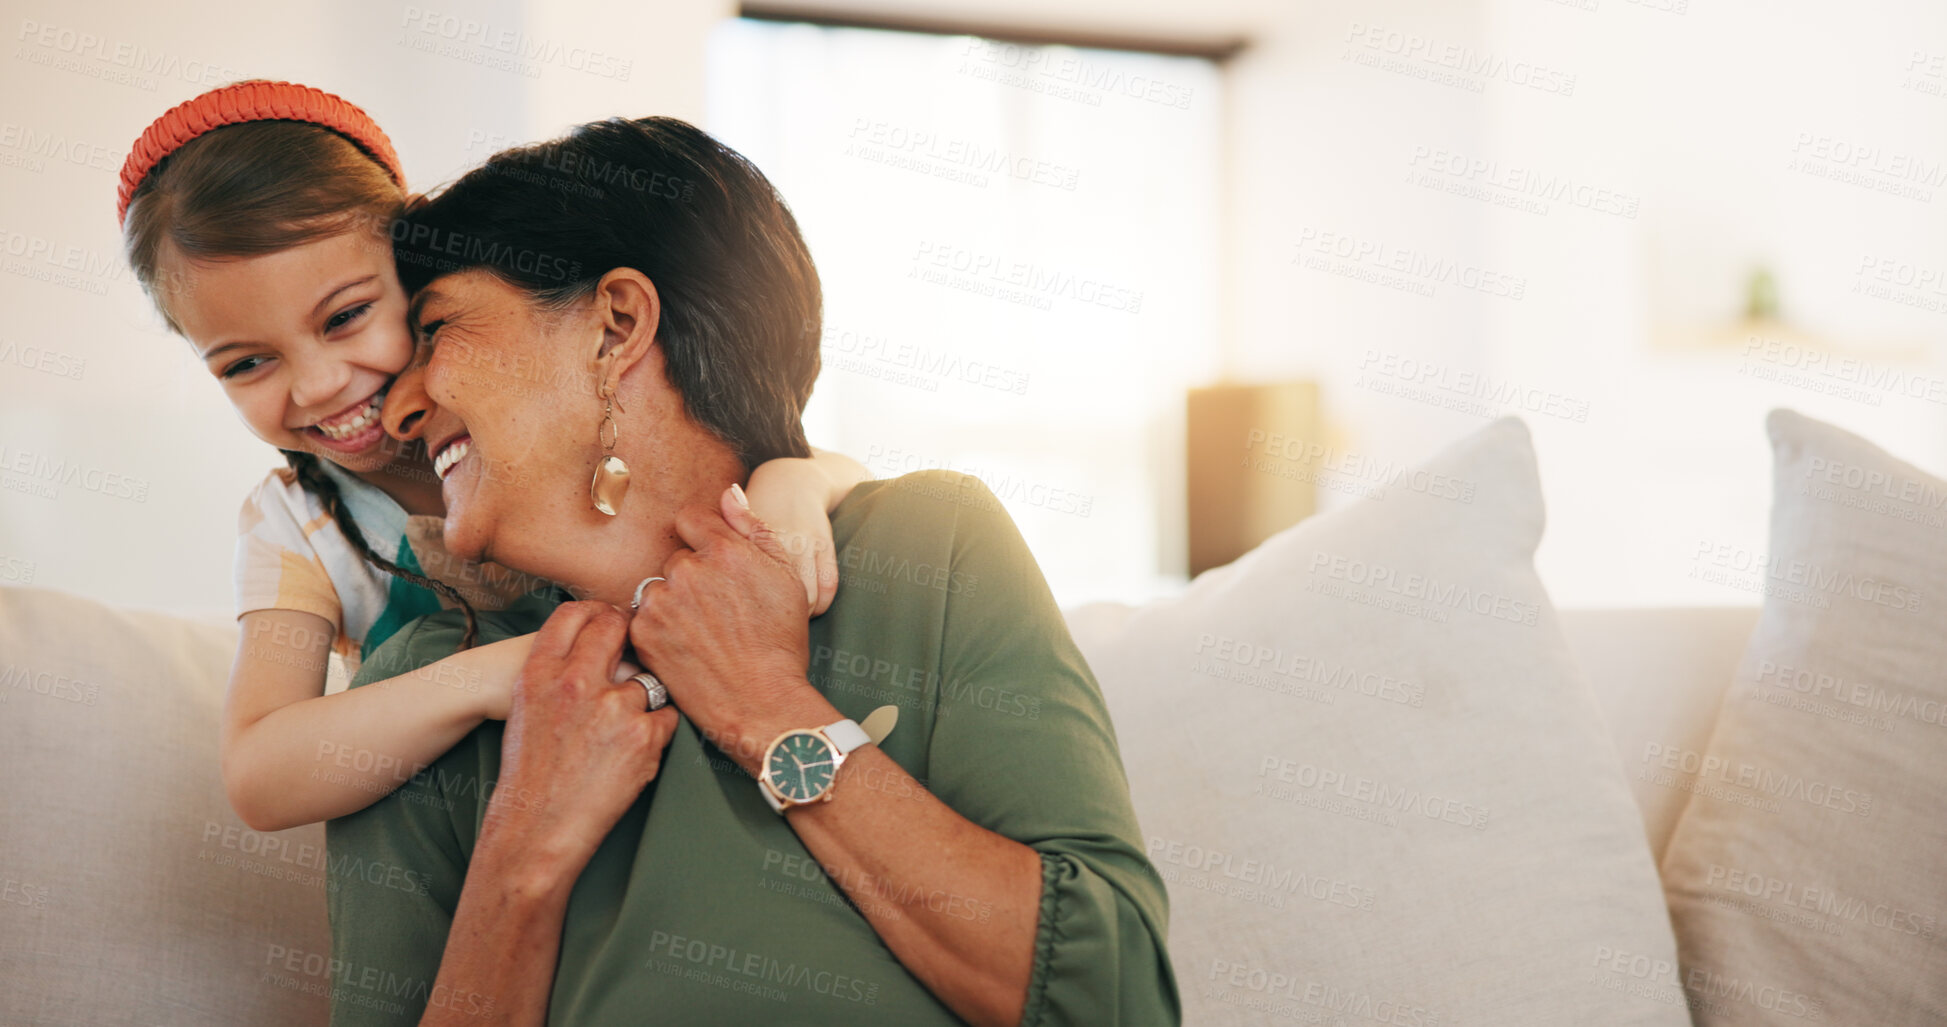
top-left (0, 583), bottom-right (1755, 1025)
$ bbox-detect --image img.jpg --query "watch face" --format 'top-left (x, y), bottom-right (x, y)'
top-left (767, 731), bottom-right (837, 804)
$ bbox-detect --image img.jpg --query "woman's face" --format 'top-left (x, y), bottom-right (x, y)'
top-left (387, 270), bottom-right (604, 568)
top-left (166, 229), bottom-right (415, 475)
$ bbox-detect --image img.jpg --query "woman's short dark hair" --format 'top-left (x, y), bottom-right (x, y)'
top-left (394, 117), bottom-right (820, 469)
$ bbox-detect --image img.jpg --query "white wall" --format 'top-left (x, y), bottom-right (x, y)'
top-left (9, 0), bottom-right (1945, 616)
top-left (0, 0), bottom-right (727, 617)
top-left (1224, 0), bottom-right (1947, 606)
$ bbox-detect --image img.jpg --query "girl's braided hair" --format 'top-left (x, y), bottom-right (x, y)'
top-left (282, 450), bottom-right (478, 651)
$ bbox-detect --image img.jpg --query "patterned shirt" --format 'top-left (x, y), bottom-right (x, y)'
top-left (233, 460), bottom-right (540, 675)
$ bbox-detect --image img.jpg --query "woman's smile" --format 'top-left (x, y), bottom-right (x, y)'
top-left (432, 434), bottom-right (473, 482)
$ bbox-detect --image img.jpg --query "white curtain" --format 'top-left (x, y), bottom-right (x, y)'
top-left (706, 20), bottom-right (1224, 606)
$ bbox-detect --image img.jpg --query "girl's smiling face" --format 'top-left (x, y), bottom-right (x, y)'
top-left (165, 228), bottom-right (416, 475)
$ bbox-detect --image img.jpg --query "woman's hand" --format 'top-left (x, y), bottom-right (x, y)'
top-left (626, 485), bottom-right (838, 774)
top-left (476, 634), bottom-right (640, 722)
top-left (488, 601), bottom-right (680, 882)
top-left (418, 604), bottom-right (674, 1027)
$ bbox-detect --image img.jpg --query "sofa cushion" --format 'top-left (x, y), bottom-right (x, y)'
top-left (1557, 606), bottom-right (1758, 860)
top-left (1659, 409), bottom-right (1947, 1025)
top-left (1068, 418), bottom-right (1688, 1025)
top-left (0, 586), bottom-right (330, 1026)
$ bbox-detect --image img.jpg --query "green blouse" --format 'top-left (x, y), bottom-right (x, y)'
top-left (325, 470), bottom-right (1180, 1025)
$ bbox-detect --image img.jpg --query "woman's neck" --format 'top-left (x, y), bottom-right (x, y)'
top-left (553, 443), bottom-right (749, 608)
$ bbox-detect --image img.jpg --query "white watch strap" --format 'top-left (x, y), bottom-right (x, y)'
top-left (822, 718), bottom-right (872, 756)
top-left (859, 705), bottom-right (898, 747)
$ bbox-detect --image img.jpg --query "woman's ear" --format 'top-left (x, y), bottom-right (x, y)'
top-left (591, 268), bottom-right (661, 378)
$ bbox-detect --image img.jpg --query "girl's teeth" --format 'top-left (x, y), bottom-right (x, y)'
top-left (316, 395), bottom-right (385, 440)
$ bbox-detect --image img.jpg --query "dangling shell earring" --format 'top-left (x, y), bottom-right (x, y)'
top-left (590, 380), bottom-right (631, 516)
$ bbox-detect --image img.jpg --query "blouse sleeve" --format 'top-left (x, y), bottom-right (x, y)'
top-left (323, 612), bottom-right (485, 1027)
top-left (914, 472), bottom-right (1181, 1026)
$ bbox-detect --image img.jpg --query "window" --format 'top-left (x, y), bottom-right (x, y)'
top-left (708, 18), bottom-right (1223, 606)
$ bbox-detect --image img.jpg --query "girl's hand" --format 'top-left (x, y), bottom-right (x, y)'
top-left (745, 463), bottom-right (839, 615)
top-left (745, 449), bottom-right (870, 616)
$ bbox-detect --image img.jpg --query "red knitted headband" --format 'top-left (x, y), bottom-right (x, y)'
top-left (116, 80), bottom-right (404, 226)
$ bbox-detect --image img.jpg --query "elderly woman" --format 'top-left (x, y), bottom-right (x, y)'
top-left (325, 117), bottom-right (1177, 1027)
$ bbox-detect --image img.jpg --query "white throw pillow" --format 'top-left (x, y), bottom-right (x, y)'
top-left (1659, 409), bottom-right (1947, 1025)
top-left (1070, 417), bottom-right (1688, 1026)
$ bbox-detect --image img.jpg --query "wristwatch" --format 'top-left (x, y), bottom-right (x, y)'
top-left (757, 718), bottom-right (874, 814)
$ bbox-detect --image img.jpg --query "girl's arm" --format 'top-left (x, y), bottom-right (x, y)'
top-left (746, 446), bottom-right (872, 616)
top-left (226, 445), bottom-right (867, 832)
top-left (219, 608), bottom-right (531, 832)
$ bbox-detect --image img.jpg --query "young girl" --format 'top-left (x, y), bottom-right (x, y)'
top-left (117, 81), bottom-right (865, 832)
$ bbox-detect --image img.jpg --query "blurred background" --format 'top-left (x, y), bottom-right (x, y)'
top-left (2, 0), bottom-right (1944, 616)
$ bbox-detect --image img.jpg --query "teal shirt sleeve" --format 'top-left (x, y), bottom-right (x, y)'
top-left (359, 535), bottom-right (447, 663)
top-left (914, 473), bottom-right (1182, 1026)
